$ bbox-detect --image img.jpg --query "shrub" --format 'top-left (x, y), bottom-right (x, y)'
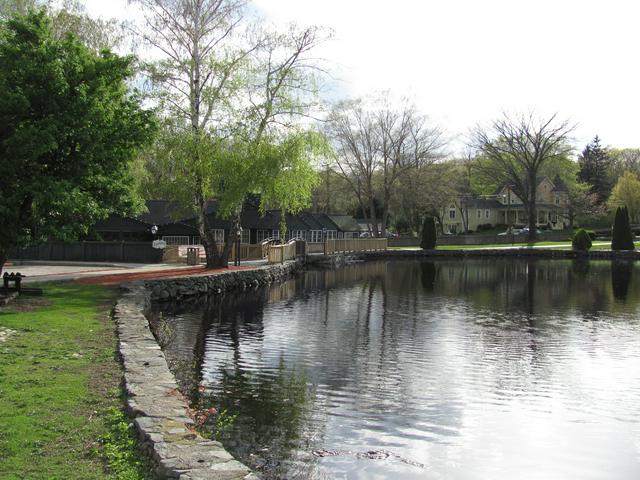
top-left (420, 216), bottom-right (437, 249)
top-left (476, 223), bottom-right (493, 231)
top-left (612, 206), bottom-right (635, 251)
top-left (572, 228), bottom-right (592, 251)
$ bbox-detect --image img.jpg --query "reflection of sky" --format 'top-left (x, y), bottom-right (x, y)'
top-left (167, 260), bottom-right (640, 479)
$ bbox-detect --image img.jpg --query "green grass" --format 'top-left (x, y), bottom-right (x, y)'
top-left (390, 241), bottom-right (638, 251)
top-left (0, 284), bottom-right (149, 479)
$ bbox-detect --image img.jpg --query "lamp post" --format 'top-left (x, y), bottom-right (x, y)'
top-left (151, 224), bottom-right (158, 238)
top-left (235, 226), bottom-right (243, 266)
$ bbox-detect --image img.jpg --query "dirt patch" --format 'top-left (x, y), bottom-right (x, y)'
top-left (77, 265), bottom-right (256, 286)
top-left (0, 295), bottom-right (51, 312)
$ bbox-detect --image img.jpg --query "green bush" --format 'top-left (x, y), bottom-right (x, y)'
top-left (572, 228), bottom-right (592, 251)
top-left (420, 216), bottom-right (437, 249)
top-left (476, 223), bottom-right (493, 231)
top-left (612, 206), bottom-right (635, 251)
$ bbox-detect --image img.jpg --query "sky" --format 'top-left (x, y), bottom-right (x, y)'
top-left (85, 0), bottom-right (640, 155)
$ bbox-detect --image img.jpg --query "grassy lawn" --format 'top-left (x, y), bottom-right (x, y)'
top-left (390, 241), bottom-right (638, 251)
top-left (0, 284), bottom-right (148, 479)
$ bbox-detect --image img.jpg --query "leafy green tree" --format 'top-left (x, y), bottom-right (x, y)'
top-left (611, 206), bottom-right (635, 251)
top-left (0, 11), bottom-right (155, 274)
top-left (420, 216), bottom-right (437, 250)
top-left (578, 136), bottom-right (613, 204)
top-left (133, 0), bottom-right (327, 267)
top-left (609, 171), bottom-right (640, 223)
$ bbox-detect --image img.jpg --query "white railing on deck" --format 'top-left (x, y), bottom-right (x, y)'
top-left (324, 237), bottom-right (387, 254)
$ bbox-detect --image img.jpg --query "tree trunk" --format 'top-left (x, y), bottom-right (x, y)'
top-left (0, 250), bottom-right (6, 279)
top-left (195, 195), bottom-right (225, 268)
top-left (381, 200), bottom-right (390, 237)
top-left (527, 196), bottom-right (537, 241)
top-left (369, 197), bottom-right (379, 237)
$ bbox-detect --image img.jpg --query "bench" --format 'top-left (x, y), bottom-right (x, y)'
top-left (3, 272), bottom-right (25, 292)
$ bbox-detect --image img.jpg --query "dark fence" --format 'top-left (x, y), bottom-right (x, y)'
top-left (12, 241), bottom-right (163, 263)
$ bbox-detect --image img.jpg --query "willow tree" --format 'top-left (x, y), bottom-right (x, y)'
top-left (132, 0), bottom-right (327, 267)
top-left (473, 113), bottom-right (573, 241)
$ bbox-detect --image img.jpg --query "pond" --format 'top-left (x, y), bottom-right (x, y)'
top-left (151, 259), bottom-right (640, 480)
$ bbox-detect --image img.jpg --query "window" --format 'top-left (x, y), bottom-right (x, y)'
top-left (449, 209), bottom-right (456, 219)
top-left (162, 236), bottom-right (190, 245)
top-left (213, 229), bottom-right (224, 244)
top-left (291, 230), bottom-right (305, 240)
top-left (256, 229), bottom-right (270, 243)
top-left (241, 229), bottom-right (251, 244)
top-left (555, 196), bottom-right (560, 205)
top-left (485, 209), bottom-right (490, 218)
top-left (477, 210), bottom-right (482, 219)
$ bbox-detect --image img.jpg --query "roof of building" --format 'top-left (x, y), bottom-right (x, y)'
top-left (465, 198), bottom-right (504, 209)
top-left (551, 175), bottom-right (569, 192)
top-left (327, 214), bottom-right (361, 232)
top-left (94, 215), bottom-right (152, 232)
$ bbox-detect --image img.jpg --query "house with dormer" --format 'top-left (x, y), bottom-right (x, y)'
top-left (442, 176), bottom-right (570, 233)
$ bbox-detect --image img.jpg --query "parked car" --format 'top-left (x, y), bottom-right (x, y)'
top-left (498, 228), bottom-right (522, 236)
top-left (497, 227), bottom-right (541, 236)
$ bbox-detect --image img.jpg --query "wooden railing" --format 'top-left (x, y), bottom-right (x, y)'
top-left (268, 240), bottom-right (297, 264)
top-left (163, 243), bottom-right (266, 263)
top-left (324, 238), bottom-right (388, 254)
top-left (306, 242), bottom-right (325, 254)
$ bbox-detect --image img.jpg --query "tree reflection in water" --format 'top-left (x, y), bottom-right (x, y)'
top-left (612, 260), bottom-right (634, 302)
top-left (151, 258), bottom-right (640, 480)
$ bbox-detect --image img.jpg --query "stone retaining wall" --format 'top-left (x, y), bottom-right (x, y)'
top-left (355, 248), bottom-right (640, 261)
top-left (113, 261), bottom-right (303, 479)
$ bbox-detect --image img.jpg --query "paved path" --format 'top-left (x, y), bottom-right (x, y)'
top-left (4, 260), bottom-right (268, 285)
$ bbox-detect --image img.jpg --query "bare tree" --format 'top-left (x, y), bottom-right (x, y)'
top-left (327, 96), bottom-right (444, 236)
top-left (472, 113), bottom-right (573, 241)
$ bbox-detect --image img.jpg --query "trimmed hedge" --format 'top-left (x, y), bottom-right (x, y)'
top-left (572, 228), bottom-right (592, 251)
top-left (420, 216), bottom-right (437, 249)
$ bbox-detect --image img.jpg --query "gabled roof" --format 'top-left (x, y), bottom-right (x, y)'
top-left (328, 214), bottom-right (361, 232)
top-left (551, 175), bottom-right (569, 192)
top-left (310, 213), bottom-right (340, 231)
top-left (94, 215), bottom-right (152, 232)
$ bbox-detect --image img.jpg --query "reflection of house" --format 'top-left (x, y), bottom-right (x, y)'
top-left (94, 197), bottom-right (361, 245)
top-left (442, 176), bottom-right (570, 233)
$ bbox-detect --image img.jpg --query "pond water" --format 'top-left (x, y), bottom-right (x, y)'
top-left (151, 259), bottom-right (640, 480)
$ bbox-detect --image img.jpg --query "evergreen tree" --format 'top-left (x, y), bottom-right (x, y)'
top-left (420, 216), bottom-right (437, 250)
top-left (578, 136), bottom-right (613, 204)
top-left (611, 206), bottom-right (635, 250)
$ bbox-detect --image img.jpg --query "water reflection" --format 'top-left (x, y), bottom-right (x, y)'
top-left (152, 259), bottom-right (640, 480)
top-left (612, 260), bottom-right (634, 302)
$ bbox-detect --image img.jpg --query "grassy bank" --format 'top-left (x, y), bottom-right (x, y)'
top-left (0, 284), bottom-right (148, 479)
top-left (389, 240), bottom-right (631, 251)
